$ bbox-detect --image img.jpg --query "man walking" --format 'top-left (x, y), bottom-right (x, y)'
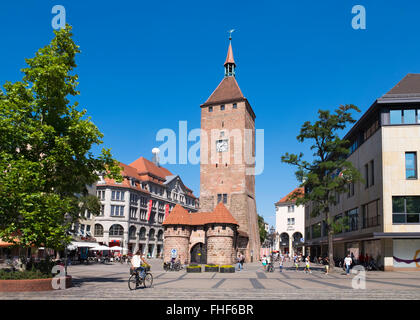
top-left (236, 254), bottom-right (242, 271)
top-left (344, 253), bottom-right (353, 276)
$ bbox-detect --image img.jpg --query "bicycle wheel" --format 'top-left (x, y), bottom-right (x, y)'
top-left (128, 274), bottom-right (140, 290)
top-left (174, 264), bottom-right (180, 271)
top-left (143, 273), bottom-right (153, 288)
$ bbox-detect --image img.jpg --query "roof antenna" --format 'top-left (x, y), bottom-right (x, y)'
top-left (152, 148), bottom-right (160, 167)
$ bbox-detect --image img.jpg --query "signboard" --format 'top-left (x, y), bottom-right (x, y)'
top-left (164, 204), bottom-right (170, 220)
top-left (171, 249), bottom-right (177, 258)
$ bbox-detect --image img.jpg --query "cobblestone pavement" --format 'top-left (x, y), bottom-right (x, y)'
top-left (2, 259), bottom-right (420, 300)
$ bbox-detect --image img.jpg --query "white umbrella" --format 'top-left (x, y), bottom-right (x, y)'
top-left (89, 245), bottom-right (110, 251)
top-left (109, 246), bottom-right (123, 250)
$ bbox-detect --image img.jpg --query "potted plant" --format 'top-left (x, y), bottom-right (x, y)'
top-left (219, 265), bottom-right (235, 273)
top-left (186, 264), bottom-right (202, 273)
top-left (205, 264), bottom-right (219, 272)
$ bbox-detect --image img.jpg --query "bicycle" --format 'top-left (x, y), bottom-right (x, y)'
top-left (128, 268), bottom-right (153, 290)
top-left (163, 261), bottom-right (182, 271)
top-left (266, 262), bottom-right (275, 272)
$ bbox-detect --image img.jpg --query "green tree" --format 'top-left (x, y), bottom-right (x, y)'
top-left (281, 105), bottom-right (363, 269)
top-left (257, 215), bottom-right (267, 244)
top-left (0, 25), bottom-right (121, 251)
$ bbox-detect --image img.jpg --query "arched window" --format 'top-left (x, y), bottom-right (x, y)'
top-left (157, 230), bottom-right (164, 241)
top-left (129, 226), bottom-right (137, 239)
top-left (109, 224), bottom-right (124, 236)
top-left (293, 232), bottom-right (303, 243)
top-left (139, 227), bottom-right (146, 240)
top-left (94, 224), bottom-right (104, 237)
top-left (149, 228), bottom-right (155, 240)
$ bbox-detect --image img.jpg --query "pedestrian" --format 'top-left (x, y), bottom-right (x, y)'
top-left (279, 255), bottom-right (284, 273)
top-left (344, 253), bottom-right (352, 276)
top-left (324, 257), bottom-right (329, 274)
top-left (293, 254), bottom-right (299, 271)
top-left (236, 254), bottom-right (242, 271)
top-left (240, 253), bottom-right (245, 270)
top-left (262, 255), bottom-right (267, 271)
top-left (305, 256), bottom-right (312, 274)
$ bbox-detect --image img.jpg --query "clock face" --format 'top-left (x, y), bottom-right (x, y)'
top-left (216, 139), bottom-right (228, 152)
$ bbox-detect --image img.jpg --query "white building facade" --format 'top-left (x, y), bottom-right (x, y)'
top-left (92, 156), bottom-right (198, 258)
top-left (275, 188), bottom-right (305, 256)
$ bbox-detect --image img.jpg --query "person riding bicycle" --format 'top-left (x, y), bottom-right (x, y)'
top-left (130, 251), bottom-right (149, 279)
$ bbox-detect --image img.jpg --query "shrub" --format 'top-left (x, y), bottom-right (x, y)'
top-left (0, 269), bottom-right (52, 280)
top-left (187, 265), bottom-right (201, 268)
top-left (220, 265), bottom-right (234, 268)
top-left (205, 264), bottom-right (219, 268)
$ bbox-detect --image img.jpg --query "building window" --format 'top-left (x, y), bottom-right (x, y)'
top-left (347, 183), bottom-right (355, 198)
top-left (370, 160), bottom-right (375, 186)
top-left (334, 214), bottom-right (343, 233)
top-left (220, 105), bottom-right (225, 111)
top-left (209, 106), bottom-right (213, 112)
top-left (97, 190), bottom-right (105, 200)
top-left (233, 103), bottom-right (237, 109)
top-left (390, 109), bottom-right (403, 124)
top-left (111, 190), bottom-right (125, 201)
top-left (287, 205), bottom-right (295, 213)
top-left (392, 196), bottom-right (420, 224)
top-left (109, 224), bottom-right (124, 236)
top-left (362, 200), bottom-right (380, 228)
top-left (94, 224), bottom-right (104, 237)
top-left (405, 152), bottom-right (417, 179)
top-left (130, 207), bottom-right (137, 219)
top-left (223, 194), bottom-right (227, 204)
top-left (311, 222), bottom-right (321, 238)
top-left (111, 205), bottom-right (124, 216)
top-left (287, 218), bottom-right (295, 225)
top-left (364, 163), bottom-right (369, 188)
top-left (100, 205), bottom-right (104, 216)
top-left (404, 109), bottom-right (416, 124)
top-left (346, 208), bottom-right (359, 232)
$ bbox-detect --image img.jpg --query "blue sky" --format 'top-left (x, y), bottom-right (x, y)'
top-left (1, 1), bottom-right (420, 227)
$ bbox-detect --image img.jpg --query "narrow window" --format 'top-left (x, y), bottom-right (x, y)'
top-left (220, 105), bottom-right (225, 111)
top-left (365, 164), bottom-right (369, 188)
top-left (209, 106), bottom-right (213, 112)
top-left (370, 160), bottom-right (374, 186)
top-left (223, 194), bottom-right (227, 204)
top-left (406, 152), bottom-right (417, 179)
top-left (233, 103), bottom-right (237, 109)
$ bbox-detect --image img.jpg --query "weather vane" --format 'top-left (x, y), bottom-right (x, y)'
top-left (228, 29), bottom-right (235, 40)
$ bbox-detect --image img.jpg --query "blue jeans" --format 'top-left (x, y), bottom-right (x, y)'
top-left (135, 267), bottom-right (146, 279)
top-left (236, 262), bottom-right (242, 271)
top-left (345, 264), bottom-right (350, 274)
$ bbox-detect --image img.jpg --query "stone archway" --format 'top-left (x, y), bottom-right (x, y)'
top-left (190, 242), bottom-right (207, 264)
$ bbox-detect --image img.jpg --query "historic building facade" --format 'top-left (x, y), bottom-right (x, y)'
top-left (305, 74), bottom-right (420, 271)
top-left (163, 203), bottom-right (239, 265)
top-left (93, 156), bottom-right (198, 257)
top-left (275, 188), bottom-right (305, 256)
top-left (198, 36), bottom-right (261, 262)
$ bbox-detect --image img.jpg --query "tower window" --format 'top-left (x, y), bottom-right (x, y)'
top-left (220, 105), bottom-right (225, 111)
top-left (233, 103), bottom-right (237, 109)
top-left (209, 106), bottom-right (213, 112)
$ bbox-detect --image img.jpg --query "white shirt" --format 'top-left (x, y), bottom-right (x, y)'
top-left (344, 257), bottom-right (352, 266)
top-left (131, 255), bottom-right (142, 268)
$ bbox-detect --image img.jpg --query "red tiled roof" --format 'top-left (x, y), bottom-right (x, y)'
top-left (163, 202), bottom-right (238, 226)
top-left (275, 187), bottom-right (304, 205)
top-left (201, 76), bottom-right (245, 106)
top-left (99, 156), bottom-right (196, 198)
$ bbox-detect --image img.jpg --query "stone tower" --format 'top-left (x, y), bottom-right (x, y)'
top-left (199, 36), bottom-right (260, 262)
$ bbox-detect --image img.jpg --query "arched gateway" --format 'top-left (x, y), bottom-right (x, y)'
top-left (190, 242), bottom-right (207, 264)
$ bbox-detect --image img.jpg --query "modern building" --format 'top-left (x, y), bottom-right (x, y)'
top-left (93, 156), bottom-right (198, 258)
top-left (305, 74), bottom-right (420, 271)
top-left (275, 188), bottom-right (305, 256)
top-left (198, 34), bottom-right (261, 262)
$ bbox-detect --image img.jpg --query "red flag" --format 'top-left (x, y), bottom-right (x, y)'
top-left (147, 200), bottom-right (153, 221)
top-left (164, 204), bottom-right (170, 219)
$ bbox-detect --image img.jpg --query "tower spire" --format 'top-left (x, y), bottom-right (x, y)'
top-left (224, 29), bottom-right (236, 77)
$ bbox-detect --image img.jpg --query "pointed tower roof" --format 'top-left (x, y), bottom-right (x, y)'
top-left (162, 204), bottom-right (191, 225)
top-left (224, 41), bottom-right (236, 66)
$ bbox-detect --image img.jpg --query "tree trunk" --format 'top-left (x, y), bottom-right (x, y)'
top-left (326, 210), bottom-right (334, 270)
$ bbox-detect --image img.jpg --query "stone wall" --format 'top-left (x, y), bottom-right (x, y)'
top-left (206, 225), bottom-right (235, 265)
top-left (163, 227), bottom-right (191, 264)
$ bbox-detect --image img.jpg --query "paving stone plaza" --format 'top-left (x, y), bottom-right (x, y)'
top-left (1, 259), bottom-right (420, 300)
